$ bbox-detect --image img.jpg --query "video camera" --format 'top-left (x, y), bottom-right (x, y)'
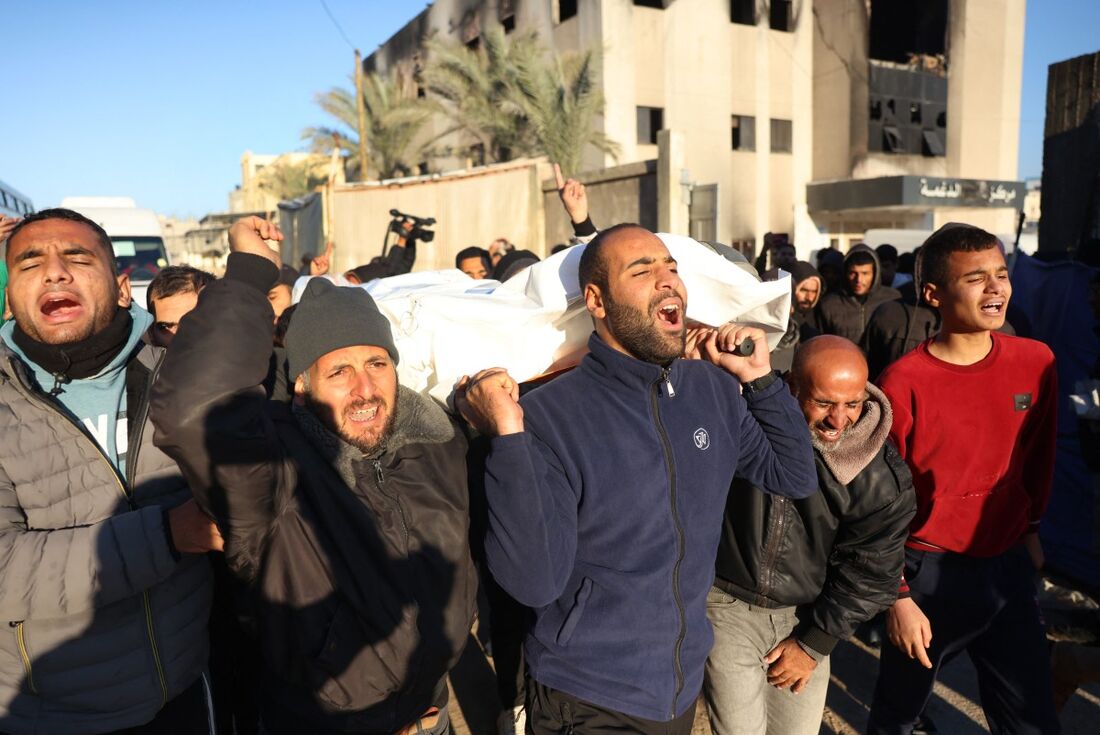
top-left (388, 209), bottom-right (436, 243)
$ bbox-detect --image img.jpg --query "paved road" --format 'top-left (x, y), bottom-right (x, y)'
top-left (446, 631), bottom-right (1100, 734)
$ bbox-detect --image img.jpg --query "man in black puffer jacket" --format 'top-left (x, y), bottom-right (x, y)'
top-left (704, 336), bottom-right (916, 735)
top-left (814, 244), bottom-right (901, 343)
top-left (152, 217), bottom-right (477, 735)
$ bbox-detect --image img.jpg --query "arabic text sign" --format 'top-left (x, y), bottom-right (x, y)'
top-left (912, 177), bottom-right (1024, 207)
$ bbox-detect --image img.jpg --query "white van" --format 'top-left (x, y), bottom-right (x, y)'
top-left (60, 197), bottom-right (169, 309)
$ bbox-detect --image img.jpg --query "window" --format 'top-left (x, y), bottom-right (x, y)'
top-left (731, 0), bottom-right (754, 25)
top-left (731, 115), bottom-right (756, 151)
top-left (633, 0), bottom-right (665, 7)
top-left (770, 118), bottom-right (792, 153)
top-left (500, 0), bottom-right (516, 32)
top-left (769, 0), bottom-right (793, 32)
top-left (882, 125), bottom-right (904, 153)
top-left (637, 106), bottom-right (664, 144)
top-left (558, 0), bottom-right (578, 22)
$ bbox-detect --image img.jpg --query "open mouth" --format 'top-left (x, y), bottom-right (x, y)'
top-left (815, 423), bottom-right (843, 441)
top-left (654, 299), bottom-right (683, 330)
top-left (39, 294), bottom-right (83, 321)
top-left (980, 300), bottom-right (1005, 316)
top-left (346, 403), bottom-right (382, 424)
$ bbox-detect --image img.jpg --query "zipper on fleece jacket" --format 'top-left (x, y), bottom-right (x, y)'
top-left (650, 372), bottom-right (687, 718)
top-left (10, 621), bottom-right (37, 694)
top-left (8, 358), bottom-right (171, 705)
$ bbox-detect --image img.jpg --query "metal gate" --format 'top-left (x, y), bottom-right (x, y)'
top-left (689, 183), bottom-right (718, 242)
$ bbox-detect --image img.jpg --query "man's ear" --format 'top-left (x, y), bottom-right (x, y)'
top-left (116, 273), bottom-right (132, 309)
top-left (293, 374), bottom-right (307, 405)
top-left (584, 283), bottom-right (606, 319)
top-left (922, 281), bottom-right (939, 308)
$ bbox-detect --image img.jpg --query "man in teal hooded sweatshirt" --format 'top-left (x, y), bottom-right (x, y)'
top-left (0, 208), bottom-right (222, 734)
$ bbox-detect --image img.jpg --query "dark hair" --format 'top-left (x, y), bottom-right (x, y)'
top-left (846, 250), bottom-right (876, 269)
top-left (897, 251), bottom-right (916, 275)
top-left (455, 246), bottom-right (491, 270)
top-left (578, 223), bottom-right (645, 292)
top-left (918, 223), bottom-right (1001, 288)
top-left (6, 208), bottom-right (117, 275)
top-left (551, 243), bottom-right (568, 255)
top-left (875, 244), bottom-right (899, 263)
top-left (147, 265), bottom-right (215, 317)
top-left (492, 250), bottom-right (540, 282)
top-left (274, 304), bottom-right (297, 349)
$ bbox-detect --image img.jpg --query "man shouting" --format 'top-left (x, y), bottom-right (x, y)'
top-left (459, 224), bottom-right (817, 734)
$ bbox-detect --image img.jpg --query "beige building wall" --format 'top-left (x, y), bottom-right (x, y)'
top-left (944, 0), bottom-right (1025, 234)
top-left (330, 159), bottom-right (548, 274)
top-left (359, 0), bottom-right (1026, 255)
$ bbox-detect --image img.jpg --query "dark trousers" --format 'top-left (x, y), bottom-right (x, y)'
top-left (484, 570), bottom-right (529, 708)
top-left (110, 677), bottom-right (210, 735)
top-left (0, 678), bottom-right (208, 735)
top-left (526, 677), bottom-right (696, 734)
top-left (867, 545), bottom-right (1060, 735)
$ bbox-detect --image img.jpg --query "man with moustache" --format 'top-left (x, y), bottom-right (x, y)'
top-left (152, 217), bottom-right (477, 735)
top-left (458, 224), bottom-right (818, 734)
top-left (704, 337), bottom-right (915, 735)
top-left (0, 209), bottom-right (218, 734)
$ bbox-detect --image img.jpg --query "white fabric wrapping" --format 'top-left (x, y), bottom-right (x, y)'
top-left (293, 234), bottom-right (791, 401)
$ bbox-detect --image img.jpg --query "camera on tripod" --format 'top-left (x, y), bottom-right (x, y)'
top-left (388, 209), bottom-right (436, 243)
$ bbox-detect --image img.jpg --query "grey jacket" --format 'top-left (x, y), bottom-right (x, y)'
top-left (0, 339), bottom-right (211, 735)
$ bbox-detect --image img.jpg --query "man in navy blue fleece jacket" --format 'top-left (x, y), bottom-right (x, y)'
top-left (458, 225), bottom-right (817, 733)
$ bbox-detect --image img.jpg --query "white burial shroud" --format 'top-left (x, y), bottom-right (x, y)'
top-left (293, 233), bottom-right (792, 402)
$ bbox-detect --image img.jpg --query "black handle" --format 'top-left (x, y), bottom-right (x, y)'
top-left (732, 337), bottom-right (755, 357)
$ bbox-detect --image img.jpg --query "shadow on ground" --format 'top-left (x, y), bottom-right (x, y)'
top-left (446, 631), bottom-right (1100, 734)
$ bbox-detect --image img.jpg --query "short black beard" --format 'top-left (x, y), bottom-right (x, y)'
top-left (303, 389), bottom-right (398, 456)
top-left (604, 289), bottom-right (686, 366)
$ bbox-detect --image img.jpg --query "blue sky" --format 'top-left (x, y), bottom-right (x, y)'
top-left (0, 1), bottom-right (1094, 218)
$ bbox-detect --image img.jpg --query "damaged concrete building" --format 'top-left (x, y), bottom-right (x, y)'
top-left (364, 0), bottom-right (1026, 256)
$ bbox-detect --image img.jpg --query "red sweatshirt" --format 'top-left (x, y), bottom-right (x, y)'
top-left (879, 333), bottom-right (1058, 563)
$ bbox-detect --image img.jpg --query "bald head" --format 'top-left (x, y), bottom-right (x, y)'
top-left (790, 336), bottom-right (868, 444)
top-left (791, 336), bottom-right (867, 387)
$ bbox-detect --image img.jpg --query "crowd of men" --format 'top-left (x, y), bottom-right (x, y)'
top-left (0, 174), bottom-right (1086, 735)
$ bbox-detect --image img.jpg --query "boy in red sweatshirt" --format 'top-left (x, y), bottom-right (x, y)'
top-left (867, 223), bottom-right (1061, 734)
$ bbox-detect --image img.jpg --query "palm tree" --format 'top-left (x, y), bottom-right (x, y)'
top-left (422, 26), bottom-right (618, 175)
top-left (512, 48), bottom-right (620, 177)
top-left (302, 72), bottom-right (432, 180)
top-left (421, 26), bottom-right (541, 164)
top-left (256, 158), bottom-right (329, 202)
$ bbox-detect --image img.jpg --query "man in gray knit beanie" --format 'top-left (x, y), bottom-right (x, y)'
top-left (152, 217), bottom-right (476, 735)
top-left (285, 277), bottom-right (401, 454)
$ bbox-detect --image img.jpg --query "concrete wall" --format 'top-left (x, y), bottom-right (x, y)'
top-left (330, 159), bottom-right (547, 274)
top-left (542, 160), bottom-right (658, 248)
top-left (945, 0), bottom-right (1025, 234)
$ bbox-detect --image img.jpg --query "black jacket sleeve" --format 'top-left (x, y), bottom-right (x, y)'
top-left (798, 444), bottom-right (916, 656)
top-left (151, 253), bottom-right (293, 582)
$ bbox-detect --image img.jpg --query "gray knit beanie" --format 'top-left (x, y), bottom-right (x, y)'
top-left (285, 278), bottom-right (399, 379)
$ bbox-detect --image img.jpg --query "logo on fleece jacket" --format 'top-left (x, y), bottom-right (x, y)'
top-left (693, 427), bottom-right (710, 450)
